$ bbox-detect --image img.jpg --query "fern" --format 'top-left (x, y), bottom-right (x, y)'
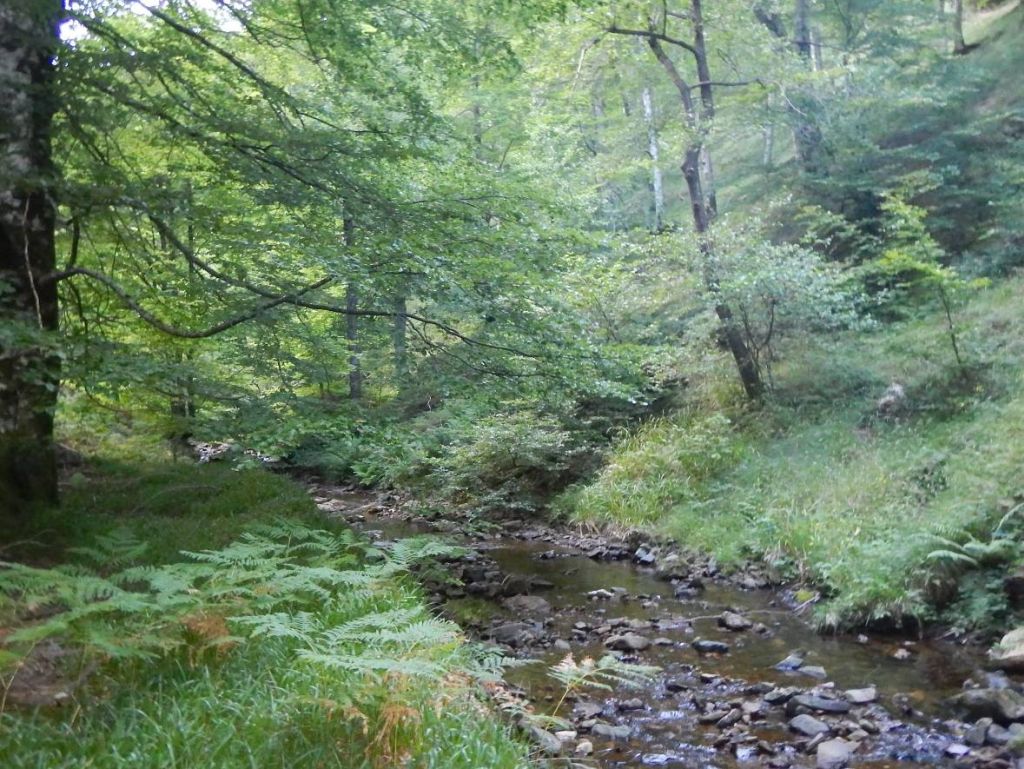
top-left (1, 519), bottom-right (511, 722)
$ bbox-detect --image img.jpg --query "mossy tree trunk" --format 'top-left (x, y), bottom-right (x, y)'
top-left (0, 0), bottom-right (62, 516)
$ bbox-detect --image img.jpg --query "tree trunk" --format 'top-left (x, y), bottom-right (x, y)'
top-left (640, 85), bottom-right (665, 232)
top-left (342, 217), bottom-right (362, 401)
top-left (393, 293), bottom-right (408, 381)
top-left (791, 0), bottom-right (824, 172)
top-left (635, 3), bottom-right (763, 399)
top-left (0, 0), bottom-right (62, 516)
top-left (952, 0), bottom-right (967, 54)
top-left (682, 146), bottom-right (763, 400)
top-left (345, 282), bottom-right (361, 400)
top-left (794, 0), bottom-right (812, 58)
top-left (763, 94), bottom-right (776, 169)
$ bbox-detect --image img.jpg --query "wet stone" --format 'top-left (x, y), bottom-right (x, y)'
top-left (844, 687), bottom-right (877, 705)
top-left (950, 688), bottom-right (1024, 725)
top-left (799, 665), bottom-right (828, 679)
top-left (591, 722), bottom-right (631, 740)
top-left (574, 701), bottom-right (604, 720)
top-left (693, 639), bottom-right (730, 654)
top-left (988, 723), bottom-right (1014, 745)
top-left (787, 694), bottom-right (852, 715)
top-left (789, 714), bottom-right (831, 737)
top-left (719, 611), bottom-right (754, 632)
top-left (529, 725), bottom-right (564, 756)
top-left (699, 709), bottom-right (732, 724)
top-left (815, 737), bottom-right (859, 769)
top-left (775, 652), bottom-right (805, 671)
top-left (634, 547), bottom-right (657, 566)
top-left (717, 708), bottom-right (743, 728)
top-left (502, 594), bottom-right (551, 615)
top-left (605, 632), bottom-right (651, 652)
top-left (765, 687), bottom-right (801, 705)
top-left (487, 622), bottom-right (535, 647)
top-left (641, 755), bottom-right (671, 766)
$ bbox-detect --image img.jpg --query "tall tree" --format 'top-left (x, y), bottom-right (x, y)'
top-left (609, 0), bottom-right (764, 398)
top-left (1, 0), bottom-right (62, 515)
top-left (640, 84), bottom-right (665, 231)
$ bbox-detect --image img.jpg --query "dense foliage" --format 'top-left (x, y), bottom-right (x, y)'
top-left (3, 1), bottom-right (1024, 764)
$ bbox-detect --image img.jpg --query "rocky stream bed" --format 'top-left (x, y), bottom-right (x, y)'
top-left (311, 482), bottom-right (1024, 769)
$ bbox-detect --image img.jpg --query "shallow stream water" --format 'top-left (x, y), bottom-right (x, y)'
top-left (317, 486), bottom-right (994, 769)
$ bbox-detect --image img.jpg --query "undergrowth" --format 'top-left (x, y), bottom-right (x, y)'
top-left (0, 465), bottom-right (529, 769)
top-left (566, 277), bottom-right (1024, 631)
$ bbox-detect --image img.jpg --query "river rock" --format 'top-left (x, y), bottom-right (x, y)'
top-left (945, 743), bottom-right (972, 758)
top-left (949, 688), bottom-right (1024, 725)
top-left (718, 611), bottom-right (754, 631)
top-left (619, 698), bottom-right (645, 711)
top-left (717, 708), bottom-right (743, 727)
top-left (787, 694), bottom-right (851, 716)
top-left (693, 639), bottom-right (730, 654)
top-left (989, 627), bottom-right (1024, 672)
top-left (592, 722), bottom-right (631, 740)
top-left (765, 687), bottom-right (800, 705)
top-left (816, 738), bottom-right (858, 769)
top-left (642, 754), bottom-right (671, 765)
top-left (502, 595), bottom-right (551, 615)
top-left (775, 651), bottom-right (805, 671)
top-left (673, 578), bottom-right (704, 598)
top-left (633, 546), bottom-right (657, 566)
top-left (575, 740), bottom-right (593, 756)
top-left (987, 723), bottom-right (1014, 745)
top-left (789, 714), bottom-right (830, 737)
top-left (844, 687), bottom-right (877, 705)
top-left (605, 632), bottom-right (651, 652)
top-left (965, 718), bottom-right (992, 747)
top-left (656, 554), bottom-right (689, 580)
top-left (574, 700), bottom-right (604, 720)
top-left (799, 665), bottom-right (828, 679)
top-left (487, 622), bottom-right (536, 647)
top-left (529, 725), bottom-right (564, 756)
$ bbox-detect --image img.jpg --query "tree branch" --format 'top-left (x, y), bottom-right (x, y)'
top-left (46, 268), bottom-right (331, 339)
top-left (607, 25), bottom-right (698, 56)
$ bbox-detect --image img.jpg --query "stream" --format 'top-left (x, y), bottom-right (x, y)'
top-left (311, 483), bottom-right (1005, 769)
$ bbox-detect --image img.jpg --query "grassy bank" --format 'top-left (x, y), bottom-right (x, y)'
top-left (1, 462), bottom-right (529, 769)
top-left (565, 277), bottom-right (1024, 630)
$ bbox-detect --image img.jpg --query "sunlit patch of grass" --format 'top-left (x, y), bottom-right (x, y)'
top-left (569, 278), bottom-right (1024, 627)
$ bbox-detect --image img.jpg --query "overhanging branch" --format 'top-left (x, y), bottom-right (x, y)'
top-left (46, 267), bottom-right (331, 339)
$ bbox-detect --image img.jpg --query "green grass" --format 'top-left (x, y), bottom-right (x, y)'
top-left (567, 278), bottom-right (1024, 628)
top-left (11, 460), bottom-right (322, 565)
top-left (1, 461), bottom-right (530, 769)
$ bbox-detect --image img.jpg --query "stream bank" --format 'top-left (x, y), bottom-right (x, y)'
top-left (310, 481), bottom-right (1021, 769)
